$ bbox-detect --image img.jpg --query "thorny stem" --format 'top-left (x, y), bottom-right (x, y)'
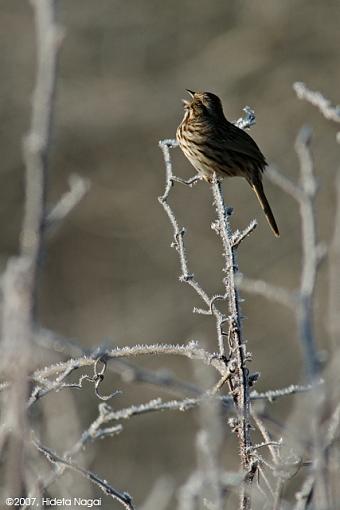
top-left (211, 179), bottom-right (254, 509)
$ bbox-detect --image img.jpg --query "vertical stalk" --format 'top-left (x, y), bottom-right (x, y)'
top-left (212, 179), bottom-right (254, 509)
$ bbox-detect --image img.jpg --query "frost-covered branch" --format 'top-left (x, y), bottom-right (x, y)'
top-left (294, 82), bottom-right (340, 124)
top-left (235, 106), bottom-right (256, 130)
top-left (35, 328), bottom-right (203, 397)
top-left (33, 342), bottom-right (229, 381)
top-left (210, 177), bottom-right (255, 509)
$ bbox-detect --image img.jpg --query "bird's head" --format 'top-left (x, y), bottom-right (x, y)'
top-left (182, 90), bottom-right (224, 118)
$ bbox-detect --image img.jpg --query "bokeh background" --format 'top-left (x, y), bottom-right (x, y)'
top-left (1, 1), bottom-right (339, 508)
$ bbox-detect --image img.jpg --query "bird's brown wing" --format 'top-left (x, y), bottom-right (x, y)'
top-left (217, 121), bottom-right (267, 171)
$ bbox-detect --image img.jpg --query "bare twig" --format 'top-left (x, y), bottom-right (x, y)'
top-left (251, 412), bottom-right (281, 465)
top-left (266, 166), bottom-right (304, 202)
top-left (293, 82), bottom-right (340, 124)
top-left (250, 382), bottom-right (316, 402)
top-left (45, 174), bottom-right (91, 232)
top-left (235, 274), bottom-right (296, 310)
top-left (231, 220), bottom-right (257, 249)
top-left (33, 440), bottom-right (135, 510)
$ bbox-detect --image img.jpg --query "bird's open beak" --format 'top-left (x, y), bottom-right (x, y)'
top-left (185, 89), bottom-right (195, 98)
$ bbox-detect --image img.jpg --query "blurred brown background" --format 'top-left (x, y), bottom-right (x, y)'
top-left (1, 0), bottom-right (339, 507)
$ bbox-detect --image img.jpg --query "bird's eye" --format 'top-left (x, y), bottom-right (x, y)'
top-left (196, 102), bottom-right (206, 113)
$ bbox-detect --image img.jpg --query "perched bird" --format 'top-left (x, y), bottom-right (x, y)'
top-left (176, 90), bottom-right (279, 237)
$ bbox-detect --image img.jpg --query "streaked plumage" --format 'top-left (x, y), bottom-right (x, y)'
top-left (176, 90), bottom-right (279, 237)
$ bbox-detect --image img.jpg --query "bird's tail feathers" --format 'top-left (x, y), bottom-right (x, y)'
top-left (251, 179), bottom-right (280, 237)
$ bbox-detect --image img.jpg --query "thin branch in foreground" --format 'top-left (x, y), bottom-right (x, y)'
top-left (33, 440), bottom-right (135, 510)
